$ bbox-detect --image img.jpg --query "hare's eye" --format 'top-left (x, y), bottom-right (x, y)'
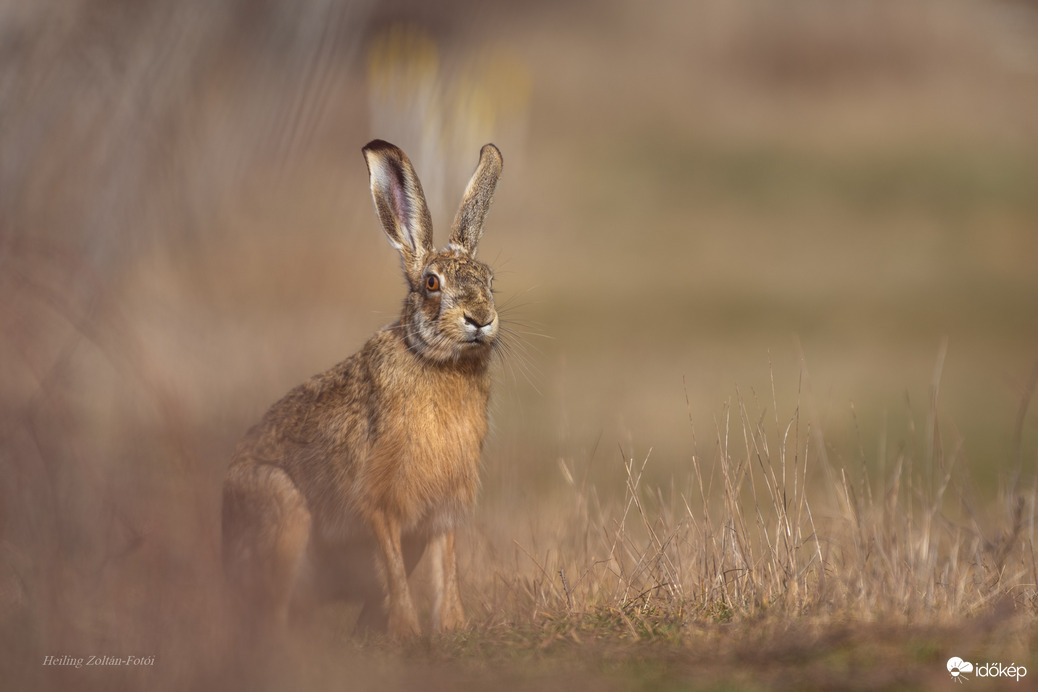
top-left (425, 275), bottom-right (440, 292)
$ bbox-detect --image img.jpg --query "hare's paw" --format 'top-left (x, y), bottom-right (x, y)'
top-left (387, 603), bottom-right (422, 640)
top-left (435, 599), bottom-right (466, 633)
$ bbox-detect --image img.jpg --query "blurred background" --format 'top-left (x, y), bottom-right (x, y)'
top-left (2, 0), bottom-right (1037, 687)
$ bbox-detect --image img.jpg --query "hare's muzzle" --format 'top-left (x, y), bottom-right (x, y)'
top-left (462, 310), bottom-right (498, 344)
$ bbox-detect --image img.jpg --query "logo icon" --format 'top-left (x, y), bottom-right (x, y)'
top-left (947, 657), bottom-right (974, 682)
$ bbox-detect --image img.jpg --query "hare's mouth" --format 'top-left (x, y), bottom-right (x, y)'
top-left (461, 332), bottom-right (498, 354)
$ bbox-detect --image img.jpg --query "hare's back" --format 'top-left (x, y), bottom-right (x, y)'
top-left (232, 352), bottom-right (373, 468)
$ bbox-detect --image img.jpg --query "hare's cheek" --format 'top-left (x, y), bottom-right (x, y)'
top-left (419, 297), bottom-right (442, 325)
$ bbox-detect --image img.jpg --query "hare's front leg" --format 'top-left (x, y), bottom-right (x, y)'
top-left (430, 530), bottom-right (466, 633)
top-left (369, 511), bottom-right (421, 638)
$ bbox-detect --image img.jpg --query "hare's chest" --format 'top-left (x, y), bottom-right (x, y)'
top-left (404, 391), bottom-right (486, 480)
top-left (366, 373), bottom-right (490, 528)
top-left (394, 364), bottom-right (489, 455)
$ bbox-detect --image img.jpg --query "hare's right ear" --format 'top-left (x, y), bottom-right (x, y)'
top-left (448, 144), bottom-right (503, 258)
top-left (363, 140), bottom-right (434, 287)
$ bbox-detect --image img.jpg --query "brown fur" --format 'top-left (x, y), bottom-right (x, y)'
top-left (222, 140), bottom-right (503, 638)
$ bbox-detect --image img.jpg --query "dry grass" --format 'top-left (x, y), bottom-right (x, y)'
top-left (456, 362), bottom-right (1038, 658)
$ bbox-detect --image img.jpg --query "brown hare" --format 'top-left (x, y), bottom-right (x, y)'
top-left (222, 140), bottom-right (503, 639)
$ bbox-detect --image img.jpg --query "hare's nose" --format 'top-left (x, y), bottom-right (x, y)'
top-left (464, 313), bottom-right (494, 330)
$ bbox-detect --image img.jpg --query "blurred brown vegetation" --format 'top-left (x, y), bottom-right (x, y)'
top-left (2, 0), bottom-right (1037, 689)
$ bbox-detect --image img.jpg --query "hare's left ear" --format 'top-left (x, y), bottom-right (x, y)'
top-left (363, 140), bottom-right (434, 287)
top-left (448, 144), bottom-right (503, 257)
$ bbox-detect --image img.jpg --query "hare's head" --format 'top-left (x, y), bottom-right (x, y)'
top-left (363, 140), bottom-right (503, 363)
